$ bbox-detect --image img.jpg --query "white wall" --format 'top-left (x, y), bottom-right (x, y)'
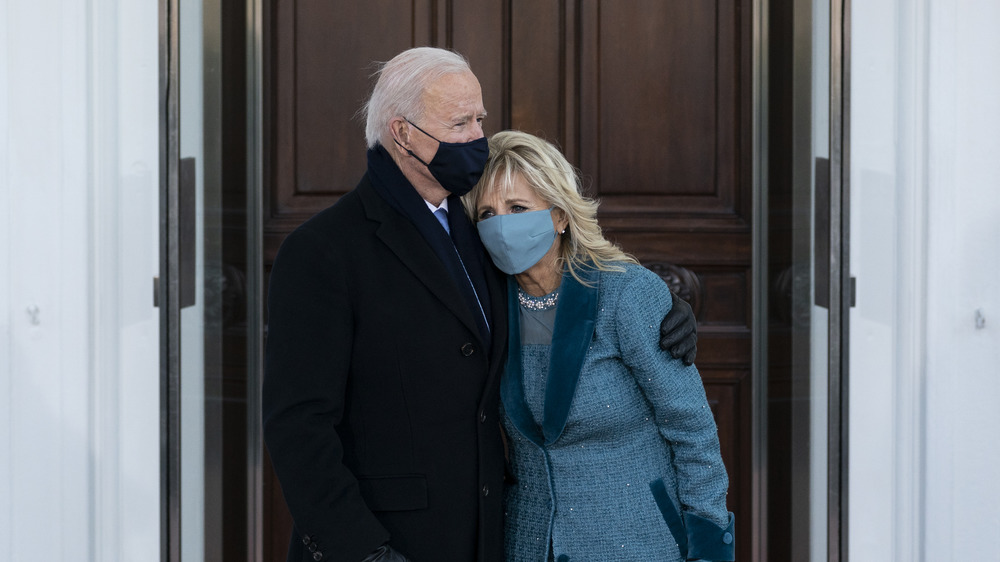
top-left (0, 0), bottom-right (161, 560)
top-left (850, 0), bottom-right (1000, 560)
top-left (923, 0), bottom-right (1000, 559)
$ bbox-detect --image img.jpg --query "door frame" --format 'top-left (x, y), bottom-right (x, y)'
top-left (158, 0), bottom-right (267, 559)
top-left (158, 0), bottom-right (181, 559)
top-left (752, 0), bottom-right (851, 560)
top-left (159, 0), bottom-right (852, 559)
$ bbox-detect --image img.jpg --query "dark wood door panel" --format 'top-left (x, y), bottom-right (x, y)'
top-left (505, 1), bottom-right (752, 231)
top-left (704, 369), bottom-right (753, 562)
top-left (265, 0), bottom-right (510, 262)
top-left (580, 0), bottom-right (751, 229)
top-left (263, 2), bottom-right (755, 561)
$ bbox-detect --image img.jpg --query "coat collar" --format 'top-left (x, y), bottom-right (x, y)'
top-left (356, 176), bottom-right (484, 342)
top-left (501, 267), bottom-right (600, 446)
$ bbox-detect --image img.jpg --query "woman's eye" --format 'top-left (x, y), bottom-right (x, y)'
top-left (478, 210), bottom-right (495, 220)
top-left (511, 205), bottom-right (527, 213)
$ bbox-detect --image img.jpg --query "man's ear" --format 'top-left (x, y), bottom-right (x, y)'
top-left (388, 117), bottom-right (411, 155)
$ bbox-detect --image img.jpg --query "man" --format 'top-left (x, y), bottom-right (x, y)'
top-left (262, 47), bottom-right (697, 562)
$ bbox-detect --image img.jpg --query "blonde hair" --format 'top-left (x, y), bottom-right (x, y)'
top-left (463, 130), bottom-right (636, 283)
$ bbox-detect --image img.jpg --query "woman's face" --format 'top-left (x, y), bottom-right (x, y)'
top-left (474, 171), bottom-right (569, 278)
top-left (475, 172), bottom-right (566, 231)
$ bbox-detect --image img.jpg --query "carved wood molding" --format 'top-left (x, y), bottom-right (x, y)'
top-left (644, 261), bottom-right (704, 318)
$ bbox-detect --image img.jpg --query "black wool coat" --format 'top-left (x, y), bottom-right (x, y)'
top-left (262, 175), bottom-right (508, 562)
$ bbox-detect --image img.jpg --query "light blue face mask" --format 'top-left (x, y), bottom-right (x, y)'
top-left (477, 208), bottom-right (557, 274)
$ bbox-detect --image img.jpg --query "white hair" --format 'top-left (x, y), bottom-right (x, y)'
top-left (362, 47), bottom-right (472, 149)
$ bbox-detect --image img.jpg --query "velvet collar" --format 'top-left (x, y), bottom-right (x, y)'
top-left (501, 266), bottom-right (600, 446)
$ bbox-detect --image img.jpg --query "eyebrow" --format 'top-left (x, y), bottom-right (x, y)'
top-left (479, 197), bottom-right (531, 210)
top-left (449, 110), bottom-right (487, 121)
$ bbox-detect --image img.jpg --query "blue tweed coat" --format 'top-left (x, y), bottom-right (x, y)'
top-left (501, 263), bottom-right (735, 562)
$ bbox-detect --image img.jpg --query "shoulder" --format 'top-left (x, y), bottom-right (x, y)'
top-left (283, 178), bottom-right (371, 245)
top-left (299, 184), bottom-right (365, 234)
top-left (274, 184), bottom-right (371, 273)
top-left (597, 262), bottom-right (671, 304)
top-left (592, 262), bottom-right (674, 341)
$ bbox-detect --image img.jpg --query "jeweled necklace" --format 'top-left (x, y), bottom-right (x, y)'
top-left (517, 286), bottom-right (559, 311)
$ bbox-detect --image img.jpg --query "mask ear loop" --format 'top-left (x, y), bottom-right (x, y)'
top-left (393, 137), bottom-right (432, 166)
top-left (391, 118), bottom-right (436, 166)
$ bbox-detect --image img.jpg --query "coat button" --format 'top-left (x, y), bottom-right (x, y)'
top-left (308, 542), bottom-right (318, 553)
top-left (301, 535), bottom-right (311, 545)
top-left (461, 343), bottom-right (475, 356)
top-left (723, 531), bottom-right (733, 544)
top-left (480, 410), bottom-right (487, 423)
top-left (312, 552), bottom-right (323, 561)
top-left (482, 485), bottom-right (490, 496)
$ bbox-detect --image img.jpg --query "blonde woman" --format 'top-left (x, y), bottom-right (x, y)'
top-left (464, 131), bottom-right (735, 561)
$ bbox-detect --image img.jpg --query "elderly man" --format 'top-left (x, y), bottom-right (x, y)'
top-left (262, 47), bottom-right (697, 562)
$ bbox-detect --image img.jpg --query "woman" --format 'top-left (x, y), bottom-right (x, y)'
top-left (463, 131), bottom-right (735, 562)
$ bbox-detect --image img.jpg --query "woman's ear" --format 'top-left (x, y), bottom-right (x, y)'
top-left (552, 207), bottom-right (569, 234)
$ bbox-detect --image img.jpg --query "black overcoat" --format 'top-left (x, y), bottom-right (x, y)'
top-left (262, 174), bottom-right (508, 562)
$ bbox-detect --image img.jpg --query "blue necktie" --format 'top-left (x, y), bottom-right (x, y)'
top-left (434, 208), bottom-right (450, 234)
top-left (433, 207), bottom-right (489, 334)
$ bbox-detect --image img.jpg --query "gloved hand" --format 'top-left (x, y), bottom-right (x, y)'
top-left (659, 291), bottom-right (698, 366)
top-left (360, 544), bottom-right (411, 562)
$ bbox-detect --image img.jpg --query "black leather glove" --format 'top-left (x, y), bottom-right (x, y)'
top-left (659, 291), bottom-right (698, 366)
top-left (361, 544), bottom-right (411, 562)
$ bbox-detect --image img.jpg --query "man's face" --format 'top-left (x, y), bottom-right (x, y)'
top-left (408, 71), bottom-right (487, 162)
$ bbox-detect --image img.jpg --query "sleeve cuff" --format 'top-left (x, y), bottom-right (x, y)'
top-left (685, 510), bottom-right (735, 561)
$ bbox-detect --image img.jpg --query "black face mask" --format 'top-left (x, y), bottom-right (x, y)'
top-left (394, 119), bottom-right (489, 197)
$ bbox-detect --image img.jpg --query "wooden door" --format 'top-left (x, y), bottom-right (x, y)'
top-left (263, 2), bottom-right (753, 561)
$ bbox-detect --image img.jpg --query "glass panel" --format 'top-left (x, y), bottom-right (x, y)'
top-left (765, 0), bottom-right (834, 558)
top-left (179, 0), bottom-right (207, 555)
top-left (176, 0), bottom-right (251, 558)
top-left (808, 1), bottom-right (831, 559)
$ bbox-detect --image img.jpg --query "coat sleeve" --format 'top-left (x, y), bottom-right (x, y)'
top-left (262, 225), bottom-right (389, 562)
top-left (614, 267), bottom-right (735, 561)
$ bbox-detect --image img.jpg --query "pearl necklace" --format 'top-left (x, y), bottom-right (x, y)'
top-left (517, 287), bottom-right (559, 311)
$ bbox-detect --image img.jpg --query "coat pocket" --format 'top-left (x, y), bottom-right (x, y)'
top-left (357, 474), bottom-right (428, 512)
top-left (649, 477), bottom-right (688, 559)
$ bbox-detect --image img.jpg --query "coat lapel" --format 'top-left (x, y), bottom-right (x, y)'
top-left (542, 268), bottom-right (599, 444)
top-left (483, 261), bottom-right (508, 379)
top-left (357, 180), bottom-right (483, 341)
top-left (501, 268), bottom-right (600, 447)
top-left (500, 276), bottom-right (545, 446)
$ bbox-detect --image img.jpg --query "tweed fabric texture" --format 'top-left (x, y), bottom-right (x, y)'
top-left (502, 263), bottom-right (730, 561)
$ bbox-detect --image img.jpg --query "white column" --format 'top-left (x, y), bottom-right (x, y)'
top-left (849, 0), bottom-right (927, 559)
top-left (852, 0), bottom-right (1000, 560)
top-left (113, 1), bottom-right (162, 559)
top-left (0, 0), bottom-right (11, 554)
top-left (2, 1), bottom-right (93, 559)
top-left (0, 0), bottom-right (160, 560)
top-left (924, 0), bottom-right (1000, 559)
